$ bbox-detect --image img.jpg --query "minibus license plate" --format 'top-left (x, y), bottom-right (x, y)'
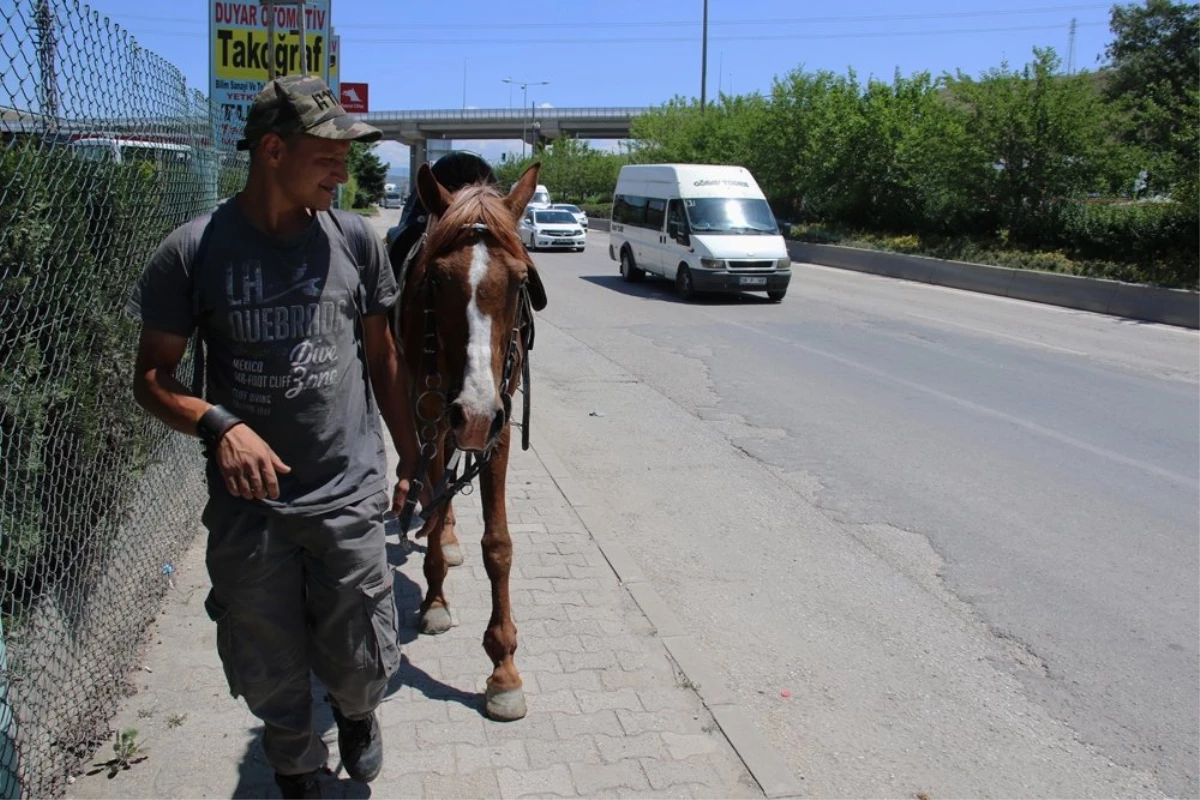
top-left (739, 276), bottom-right (767, 286)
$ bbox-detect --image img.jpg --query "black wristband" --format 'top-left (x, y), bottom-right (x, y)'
top-left (196, 405), bottom-right (243, 449)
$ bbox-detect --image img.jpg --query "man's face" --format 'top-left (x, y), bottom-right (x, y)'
top-left (264, 134), bottom-right (351, 211)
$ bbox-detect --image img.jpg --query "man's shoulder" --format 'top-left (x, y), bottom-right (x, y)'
top-left (153, 208), bottom-right (221, 271)
top-left (168, 209), bottom-right (217, 244)
top-left (325, 209), bottom-right (374, 242)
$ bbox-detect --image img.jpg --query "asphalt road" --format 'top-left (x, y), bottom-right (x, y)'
top-left (369, 214), bottom-right (1199, 798)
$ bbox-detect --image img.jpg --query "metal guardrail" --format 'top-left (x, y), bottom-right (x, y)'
top-left (363, 107), bottom-right (649, 123)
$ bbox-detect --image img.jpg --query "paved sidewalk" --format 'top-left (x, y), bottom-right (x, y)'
top-left (66, 435), bottom-right (765, 799)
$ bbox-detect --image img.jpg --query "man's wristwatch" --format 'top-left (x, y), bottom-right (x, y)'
top-left (196, 405), bottom-right (244, 455)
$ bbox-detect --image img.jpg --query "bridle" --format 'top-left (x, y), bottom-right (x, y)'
top-left (396, 223), bottom-right (537, 537)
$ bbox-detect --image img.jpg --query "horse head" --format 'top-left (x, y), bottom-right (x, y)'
top-left (405, 162), bottom-right (546, 453)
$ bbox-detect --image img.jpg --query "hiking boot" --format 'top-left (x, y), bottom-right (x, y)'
top-left (332, 707), bottom-right (383, 783)
top-left (274, 769), bottom-right (323, 799)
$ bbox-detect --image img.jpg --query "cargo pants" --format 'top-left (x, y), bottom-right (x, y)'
top-left (201, 489), bottom-right (401, 776)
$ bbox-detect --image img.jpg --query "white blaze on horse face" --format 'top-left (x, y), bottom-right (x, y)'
top-left (459, 241), bottom-right (498, 416)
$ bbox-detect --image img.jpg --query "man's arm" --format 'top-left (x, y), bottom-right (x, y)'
top-left (362, 314), bottom-right (421, 511)
top-left (132, 326), bottom-right (289, 500)
top-left (132, 327), bottom-right (215, 434)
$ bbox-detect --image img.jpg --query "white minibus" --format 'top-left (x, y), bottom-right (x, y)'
top-left (608, 164), bottom-right (791, 301)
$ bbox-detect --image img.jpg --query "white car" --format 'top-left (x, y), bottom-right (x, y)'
top-left (383, 191), bottom-right (403, 209)
top-left (519, 208), bottom-right (586, 251)
top-left (552, 203), bottom-right (588, 229)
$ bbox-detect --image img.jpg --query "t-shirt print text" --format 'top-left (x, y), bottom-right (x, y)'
top-left (223, 259), bottom-right (347, 414)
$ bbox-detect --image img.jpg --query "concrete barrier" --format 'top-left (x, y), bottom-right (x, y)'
top-left (786, 241), bottom-right (1198, 329)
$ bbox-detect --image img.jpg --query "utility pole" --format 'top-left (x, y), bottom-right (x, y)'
top-left (297, 0), bottom-right (307, 75)
top-left (266, 0), bottom-right (276, 79)
top-left (33, 0), bottom-right (58, 122)
top-left (1068, 17), bottom-right (1078, 75)
top-left (700, 0), bottom-right (709, 113)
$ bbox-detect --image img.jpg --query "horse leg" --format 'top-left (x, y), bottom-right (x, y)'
top-left (479, 430), bottom-right (525, 721)
top-left (441, 501), bottom-right (464, 567)
top-left (419, 452), bottom-right (454, 635)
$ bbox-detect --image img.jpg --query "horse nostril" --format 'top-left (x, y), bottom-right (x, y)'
top-left (448, 402), bottom-right (466, 430)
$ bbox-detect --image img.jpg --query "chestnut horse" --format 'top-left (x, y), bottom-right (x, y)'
top-left (390, 164), bottom-right (546, 721)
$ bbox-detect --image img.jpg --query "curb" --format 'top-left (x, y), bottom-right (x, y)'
top-left (786, 241), bottom-right (1198, 329)
top-left (529, 439), bottom-right (804, 799)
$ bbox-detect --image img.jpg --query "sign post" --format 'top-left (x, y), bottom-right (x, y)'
top-left (297, 0), bottom-right (307, 75)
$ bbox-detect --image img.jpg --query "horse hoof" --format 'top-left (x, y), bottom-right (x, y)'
top-left (420, 605), bottom-right (454, 635)
top-left (485, 686), bottom-right (527, 721)
top-left (442, 543), bottom-right (464, 567)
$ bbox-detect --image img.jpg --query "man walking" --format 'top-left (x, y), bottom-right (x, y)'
top-left (127, 75), bottom-right (417, 799)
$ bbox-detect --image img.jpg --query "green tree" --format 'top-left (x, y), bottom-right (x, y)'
top-left (1103, 0), bottom-right (1199, 195)
top-left (496, 138), bottom-right (628, 205)
top-left (946, 48), bottom-right (1119, 243)
top-left (347, 143), bottom-right (387, 207)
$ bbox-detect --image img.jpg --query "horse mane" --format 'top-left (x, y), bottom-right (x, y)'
top-left (424, 184), bottom-right (527, 267)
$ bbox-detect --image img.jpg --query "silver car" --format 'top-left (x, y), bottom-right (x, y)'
top-left (552, 203), bottom-right (588, 229)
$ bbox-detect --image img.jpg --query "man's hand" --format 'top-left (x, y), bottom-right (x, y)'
top-left (391, 476), bottom-right (434, 517)
top-left (392, 477), bottom-right (412, 516)
top-left (215, 424), bottom-right (291, 500)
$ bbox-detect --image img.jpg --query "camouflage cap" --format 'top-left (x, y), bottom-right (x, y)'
top-left (236, 74), bottom-right (381, 151)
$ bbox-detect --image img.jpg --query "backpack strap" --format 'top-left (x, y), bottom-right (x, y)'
top-left (322, 210), bottom-right (371, 314)
top-left (189, 216), bottom-right (217, 398)
top-left (323, 210), bottom-right (377, 407)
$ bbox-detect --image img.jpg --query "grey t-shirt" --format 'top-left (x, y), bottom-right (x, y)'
top-left (126, 199), bottom-right (398, 516)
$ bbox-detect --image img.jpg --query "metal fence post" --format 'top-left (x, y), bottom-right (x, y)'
top-left (0, 618), bottom-right (18, 800)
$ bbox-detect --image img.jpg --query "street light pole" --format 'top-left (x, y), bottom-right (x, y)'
top-left (502, 77), bottom-right (549, 160)
top-left (700, 0), bottom-right (709, 113)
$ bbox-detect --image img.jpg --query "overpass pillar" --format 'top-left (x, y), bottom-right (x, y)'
top-left (408, 139), bottom-right (427, 180)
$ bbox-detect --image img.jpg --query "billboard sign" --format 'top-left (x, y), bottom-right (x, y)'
top-left (327, 29), bottom-right (339, 98)
top-left (340, 82), bottom-right (368, 113)
top-left (209, 1), bottom-right (333, 149)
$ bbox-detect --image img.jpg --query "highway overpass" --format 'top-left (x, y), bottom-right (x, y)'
top-left (361, 107), bottom-right (649, 173)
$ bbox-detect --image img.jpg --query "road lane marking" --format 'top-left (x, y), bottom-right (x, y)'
top-left (901, 311), bottom-right (1090, 356)
top-left (709, 314), bottom-right (1199, 491)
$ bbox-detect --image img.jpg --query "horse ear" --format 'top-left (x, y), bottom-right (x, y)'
top-left (416, 163), bottom-right (453, 217)
top-left (504, 163), bottom-right (541, 220)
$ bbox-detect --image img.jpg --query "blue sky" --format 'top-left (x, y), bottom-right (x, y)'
top-left (76, 0), bottom-right (1119, 169)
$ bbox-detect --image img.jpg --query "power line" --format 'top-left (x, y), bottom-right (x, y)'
top-left (130, 21), bottom-right (1110, 45)
top-left (110, 4), bottom-right (1111, 30)
top-left (338, 4), bottom-right (1113, 31)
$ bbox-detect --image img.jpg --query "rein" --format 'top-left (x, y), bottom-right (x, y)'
top-left (396, 226), bottom-right (536, 538)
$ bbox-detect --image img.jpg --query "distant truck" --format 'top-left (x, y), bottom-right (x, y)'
top-left (512, 181), bottom-right (552, 209)
top-left (608, 163), bottom-right (791, 302)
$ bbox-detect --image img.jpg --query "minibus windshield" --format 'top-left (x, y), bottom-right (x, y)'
top-left (684, 197), bottom-right (777, 234)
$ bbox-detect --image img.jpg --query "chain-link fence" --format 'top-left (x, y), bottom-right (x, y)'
top-left (0, 2), bottom-right (247, 796)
